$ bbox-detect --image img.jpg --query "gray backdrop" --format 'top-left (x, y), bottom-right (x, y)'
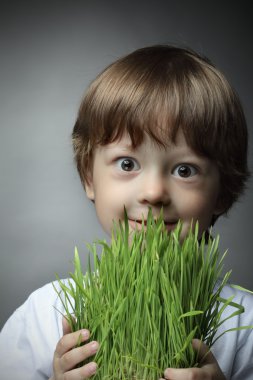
top-left (0, 1), bottom-right (252, 329)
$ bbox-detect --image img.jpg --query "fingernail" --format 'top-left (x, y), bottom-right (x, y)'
top-left (81, 329), bottom-right (89, 339)
top-left (164, 368), bottom-right (172, 378)
top-left (88, 362), bottom-right (97, 374)
top-left (90, 341), bottom-right (99, 352)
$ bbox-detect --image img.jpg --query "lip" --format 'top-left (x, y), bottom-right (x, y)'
top-left (128, 219), bottom-right (145, 231)
top-left (164, 221), bottom-right (178, 232)
top-left (128, 219), bottom-right (178, 232)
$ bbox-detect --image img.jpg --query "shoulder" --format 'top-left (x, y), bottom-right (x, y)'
top-left (0, 279), bottom-right (73, 379)
top-left (220, 282), bottom-right (253, 324)
top-left (8, 279), bottom-right (71, 328)
top-left (1, 278), bottom-right (72, 337)
top-left (212, 282), bottom-right (253, 379)
top-left (23, 279), bottom-right (71, 315)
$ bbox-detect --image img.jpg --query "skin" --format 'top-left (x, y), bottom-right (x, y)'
top-left (86, 130), bottom-right (223, 239)
top-left (51, 130), bottom-right (226, 379)
top-left (50, 318), bottom-right (99, 380)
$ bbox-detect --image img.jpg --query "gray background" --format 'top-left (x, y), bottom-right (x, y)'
top-left (0, 1), bottom-right (252, 329)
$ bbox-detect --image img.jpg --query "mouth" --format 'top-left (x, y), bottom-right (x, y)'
top-left (128, 219), bottom-right (178, 232)
top-left (164, 220), bottom-right (179, 232)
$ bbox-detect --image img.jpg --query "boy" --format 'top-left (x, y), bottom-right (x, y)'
top-left (0, 45), bottom-right (252, 380)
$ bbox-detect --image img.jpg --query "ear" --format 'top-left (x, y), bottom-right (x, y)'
top-left (213, 196), bottom-right (225, 216)
top-left (84, 176), bottom-right (95, 201)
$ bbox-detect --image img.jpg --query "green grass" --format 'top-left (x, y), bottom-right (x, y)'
top-left (54, 210), bottom-right (252, 379)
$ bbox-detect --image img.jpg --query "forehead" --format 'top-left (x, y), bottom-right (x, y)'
top-left (98, 129), bottom-right (196, 156)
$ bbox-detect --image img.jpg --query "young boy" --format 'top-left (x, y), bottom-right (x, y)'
top-left (0, 45), bottom-right (252, 380)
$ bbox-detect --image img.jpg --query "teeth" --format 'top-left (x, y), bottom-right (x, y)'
top-left (131, 219), bottom-right (178, 225)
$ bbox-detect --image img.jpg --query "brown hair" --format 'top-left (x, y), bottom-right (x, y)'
top-left (72, 45), bottom-right (250, 218)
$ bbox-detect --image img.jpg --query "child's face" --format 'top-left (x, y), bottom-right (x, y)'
top-left (85, 130), bottom-right (222, 240)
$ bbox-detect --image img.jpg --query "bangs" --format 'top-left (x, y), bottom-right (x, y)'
top-left (76, 46), bottom-right (240, 161)
top-left (73, 45), bottom-right (249, 214)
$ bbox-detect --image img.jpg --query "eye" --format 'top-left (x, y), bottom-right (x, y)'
top-left (172, 164), bottom-right (198, 178)
top-left (117, 157), bottom-right (140, 172)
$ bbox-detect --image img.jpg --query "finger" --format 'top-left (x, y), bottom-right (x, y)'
top-left (62, 316), bottom-right (74, 335)
top-left (55, 328), bottom-right (90, 357)
top-left (64, 361), bottom-right (97, 380)
top-left (60, 340), bottom-right (99, 372)
top-left (164, 367), bottom-right (209, 380)
top-left (192, 339), bottom-right (217, 365)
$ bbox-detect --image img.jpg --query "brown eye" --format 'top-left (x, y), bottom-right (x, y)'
top-left (117, 158), bottom-right (140, 172)
top-left (173, 164), bottom-right (197, 178)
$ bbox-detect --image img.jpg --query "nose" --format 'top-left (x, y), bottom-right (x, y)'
top-left (137, 170), bottom-right (170, 206)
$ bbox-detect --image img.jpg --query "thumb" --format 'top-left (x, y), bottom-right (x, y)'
top-left (192, 339), bottom-right (217, 365)
top-left (62, 315), bottom-right (73, 335)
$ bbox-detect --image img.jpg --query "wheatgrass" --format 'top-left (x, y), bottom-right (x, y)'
top-left (54, 210), bottom-right (252, 380)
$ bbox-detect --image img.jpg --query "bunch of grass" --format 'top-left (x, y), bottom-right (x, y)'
top-left (55, 210), bottom-right (251, 379)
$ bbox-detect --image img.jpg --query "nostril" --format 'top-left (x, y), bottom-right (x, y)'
top-left (137, 172), bottom-right (170, 206)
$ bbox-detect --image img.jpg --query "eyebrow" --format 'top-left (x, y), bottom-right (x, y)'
top-left (104, 141), bottom-right (134, 151)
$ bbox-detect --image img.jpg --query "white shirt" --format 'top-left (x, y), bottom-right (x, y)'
top-left (0, 280), bottom-right (253, 380)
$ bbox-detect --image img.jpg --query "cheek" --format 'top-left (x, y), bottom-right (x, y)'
top-left (92, 185), bottom-right (127, 235)
top-left (177, 192), bottom-right (218, 240)
top-left (94, 182), bottom-right (126, 209)
top-left (177, 191), bottom-right (218, 220)
top-left (94, 197), bottom-right (114, 235)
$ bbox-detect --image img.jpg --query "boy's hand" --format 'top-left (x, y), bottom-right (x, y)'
top-left (50, 317), bottom-right (99, 380)
top-left (161, 339), bottom-right (226, 380)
